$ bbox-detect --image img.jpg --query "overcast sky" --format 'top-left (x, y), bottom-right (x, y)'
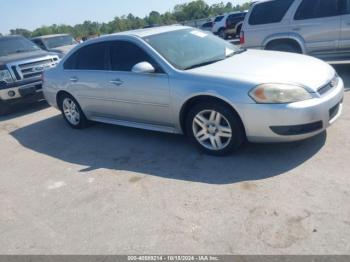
top-left (1, 0), bottom-right (248, 34)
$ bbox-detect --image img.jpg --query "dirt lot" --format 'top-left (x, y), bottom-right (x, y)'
top-left (0, 65), bottom-right (349, 255)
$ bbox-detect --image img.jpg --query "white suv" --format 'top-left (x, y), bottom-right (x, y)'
top-left (241, 0), bottom-right (350, 62)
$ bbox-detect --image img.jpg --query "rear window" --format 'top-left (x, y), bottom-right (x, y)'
top-left (295, 0), bottom-right (344, 20)
top-left (214, 16), bottom-right (224, 22)
top-left (249, 0), bottom-right (295, 25)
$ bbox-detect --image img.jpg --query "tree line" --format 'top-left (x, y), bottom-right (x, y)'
top-left (8, 0), bottom-right (251, 39)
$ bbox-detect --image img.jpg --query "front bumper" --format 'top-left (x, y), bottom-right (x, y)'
top-left (238, 78), bottom-right (344, 143)
top-left (0, 81), bottom-right (44, 106)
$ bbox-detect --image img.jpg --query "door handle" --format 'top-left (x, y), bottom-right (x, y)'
top-left (109, 79), bottom-right (124, 86)
top-left (70, 76), bottom-right (78, 82)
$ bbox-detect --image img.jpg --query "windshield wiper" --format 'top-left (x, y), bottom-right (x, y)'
top-left (185, 58), bottom-right (224, 70)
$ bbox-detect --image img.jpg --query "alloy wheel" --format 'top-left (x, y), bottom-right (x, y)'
top-left (62, 98), bottom-right (80, 126)
top-left (192, 110), bottom-right (232, 151)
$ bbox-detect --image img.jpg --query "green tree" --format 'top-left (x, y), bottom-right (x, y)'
top-left (10, 28), bottom-right (32, 38)
top-left (9, 1), bottom-right (252, 38)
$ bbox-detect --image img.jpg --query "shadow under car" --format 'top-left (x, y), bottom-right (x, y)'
top-left (10, 115), bottom-right (327, 185)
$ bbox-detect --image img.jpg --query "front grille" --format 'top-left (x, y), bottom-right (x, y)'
top-left (18, 59), bottom-right (55, 80)
top-left (8, 56), bottom-right (59, 82)
top-left (11, 66), bottom-right (21, 80)
top-left (318, 75), bottom-right (339, 96)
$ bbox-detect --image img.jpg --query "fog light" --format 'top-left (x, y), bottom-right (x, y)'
top-left (8, 90), bottom-right (16, 97)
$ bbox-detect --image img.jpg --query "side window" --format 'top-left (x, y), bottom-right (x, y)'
top-left (338, 0), bottom-right (350, 14)
top-left (110, 41), bottom-right (162, 73)
top-left (65, 42), bottom-right (107, 70)
top-left (249, 0), bottom-right (294, 25)
top-left (295, 0), bottom-right (340, 20)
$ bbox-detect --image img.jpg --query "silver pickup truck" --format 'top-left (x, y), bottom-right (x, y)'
top-left (240, 0), bottom-right (350, 63)
top-left (0, 35), bottom-right (59, 114)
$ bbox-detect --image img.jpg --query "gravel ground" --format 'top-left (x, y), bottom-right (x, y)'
top-left (0, 65), bottom-right (349, 255)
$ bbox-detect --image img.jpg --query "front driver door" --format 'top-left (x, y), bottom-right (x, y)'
top-left (104, 40), bottom-right (171, 126)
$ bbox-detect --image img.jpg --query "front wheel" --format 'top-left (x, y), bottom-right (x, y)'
top-left (59, 94), bottom-right (89, 129)
top-left (186, 102), bottom-right (245, 156)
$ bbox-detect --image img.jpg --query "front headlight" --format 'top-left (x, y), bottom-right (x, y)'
top-left (0, 70), bottom-right (14, 83)
top-left (249, 84), bottom-right (313, 104)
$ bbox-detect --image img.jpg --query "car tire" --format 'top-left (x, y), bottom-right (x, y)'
top-left (266, 42), bottom-right (301, 54)
top-left (58, 93), bottom-right (89, 129)
top-left (218, 28), bottom-right (227, 40)
top-left (186, 102), bottom-right (245, 156)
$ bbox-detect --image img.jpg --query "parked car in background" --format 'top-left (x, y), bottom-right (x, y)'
top-left (200, 21), bottom-right (214, 32)
top-left (43, 26), bottom-right (343, 156)
top-left (212, 11), bottom-right (247, 39)
top-left (241, 0), bottom-right (350, 63)
top-left (0, 35), bottom-right (59, 114)
top-left (225, 11), bottom-right (247, 39)
top-left (32, 34), bottom-right (78, 58)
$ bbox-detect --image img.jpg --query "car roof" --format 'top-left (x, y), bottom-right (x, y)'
top-left (100, 25), bottom-right (190, 39)
top-left (32, 34), bottom-right (71, 40)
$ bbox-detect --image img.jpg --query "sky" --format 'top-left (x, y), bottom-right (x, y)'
top-left (0, 0), bottom-right (247, 35)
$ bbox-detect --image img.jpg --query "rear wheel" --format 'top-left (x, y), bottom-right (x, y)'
top-left (186, 102), bottom-right (245, 156)
top-left (58, 93), bottom-right (89, 129)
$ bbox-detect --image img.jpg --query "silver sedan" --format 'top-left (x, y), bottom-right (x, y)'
top-left (43, 26), bottom-right (344, 155)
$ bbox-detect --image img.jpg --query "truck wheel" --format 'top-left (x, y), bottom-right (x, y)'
top-left (58, 93), bottom-right (89, 129)
top-left (186, 102), bottom-right (245, 156)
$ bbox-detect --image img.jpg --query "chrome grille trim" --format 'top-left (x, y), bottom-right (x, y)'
top-left (317, 75), bottom-right (339, 96)
top-left (7, 55), bottom-right (59, 82)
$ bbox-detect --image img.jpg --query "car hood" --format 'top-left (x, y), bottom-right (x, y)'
top-left (49, 44), bottom-right (77, 54)
top-left (189, 49), bottom-right (335, 92)
top-left (0, 49), bottom-right (52, 67)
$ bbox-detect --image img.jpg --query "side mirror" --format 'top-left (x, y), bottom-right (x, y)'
top-left (132, 62), bottom-right (155, 74)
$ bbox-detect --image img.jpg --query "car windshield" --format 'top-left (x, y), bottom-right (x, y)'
top-left (43, 35), bottom-right (77, 49)
top-left (143, 29), bottom-right (241, 70)
top-left (0, 37), bottom-right (41, 57)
